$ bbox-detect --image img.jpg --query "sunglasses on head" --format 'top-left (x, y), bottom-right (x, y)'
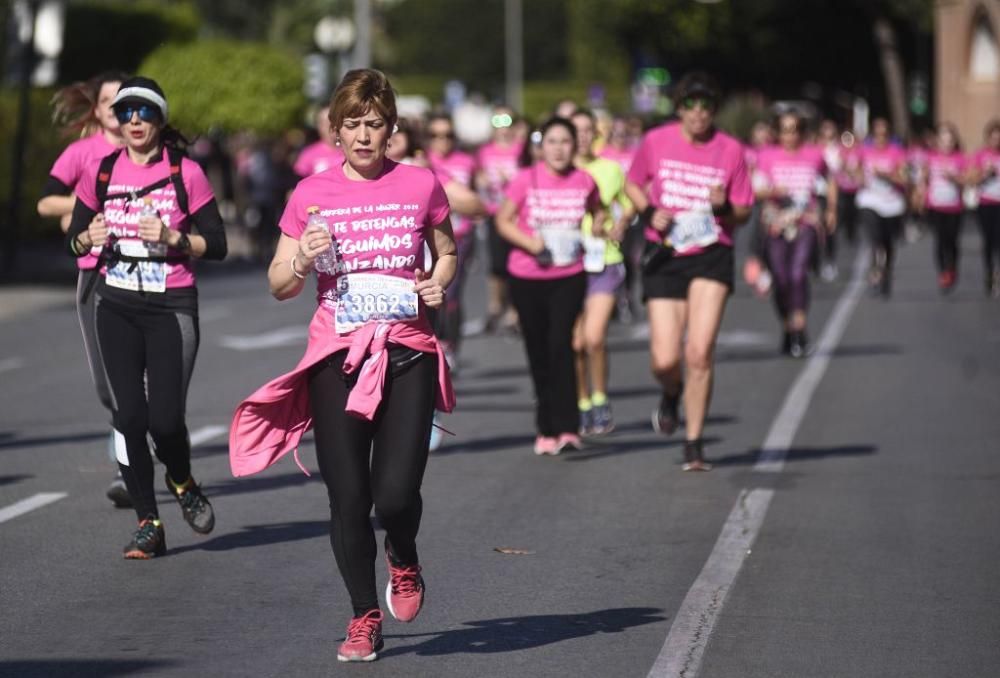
top-left (114, 104), bottom-right (161, 124)
top-left (681, 97), bottom-right (715, 111)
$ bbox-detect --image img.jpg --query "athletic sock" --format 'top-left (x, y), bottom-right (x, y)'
top-left (591, 392), bottom-right (608, 407)
top-left (578, 398), bottom-right (592, 412)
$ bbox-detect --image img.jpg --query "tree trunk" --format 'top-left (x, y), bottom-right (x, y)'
top-left (873, 17), bottom-right (910, 139)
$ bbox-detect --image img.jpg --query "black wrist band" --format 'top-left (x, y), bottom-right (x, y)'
top-left (175, 233), bottom-right (192, 252)
top-left (712, 200), bottom-right (733, 218)
top-left (640, 205), bottom-right (656, 225)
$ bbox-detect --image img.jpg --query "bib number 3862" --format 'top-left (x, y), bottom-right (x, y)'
top-left (330, 273), bottom-right (418, 334)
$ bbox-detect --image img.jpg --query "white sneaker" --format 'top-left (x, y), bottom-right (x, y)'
top-left (820, 262), bottom-right (838, 282)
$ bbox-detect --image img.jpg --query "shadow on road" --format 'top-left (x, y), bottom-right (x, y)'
top-left (168, 520), bottom-right (329, 554)
top-left (201, 471), bottom-right (319, 497)
top-left (0, 659), bottom-right (176, 677)
top-left (435, 432), bottom-right (536, 455)
top-left (380, 607), bottom-right (667, 657)
top-left (0, 473), bottom-right (32, 486)
top-left (713, 444), bottom-right (877, 467)
top-left (563, 436), bottom-right (722, 463)
top-left (0, 430), bottom-right (107, 451)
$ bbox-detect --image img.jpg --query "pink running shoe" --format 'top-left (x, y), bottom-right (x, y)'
top-left (533, 436), bottom-right (558, 456)
top-left (385, 556), bottom-right (425, 623)
top-left (555, 433), bottom-right (583, 453)
top-left (337, 609), bottom-right (383, 662)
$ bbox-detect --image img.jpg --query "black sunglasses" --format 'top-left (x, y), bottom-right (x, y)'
top-left (681, 96), bottom-right (715, 112)
top-left (114, 104), bottom-right (161, 124)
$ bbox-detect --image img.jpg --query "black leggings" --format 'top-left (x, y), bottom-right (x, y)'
top-left (309, 348), bottom-right (437, 616)
top-left (928, 210), bottom-right (962, 273)
top-left (97, 300), bottom-right (199, 520)
top-left (977, 203), bottom-right (1000, 278)
top-left (860, 209), bottom-right (901, 272)
top-left (509, 273), bottom-right (586, 437)
top-left (837, 192), bottom-right (858, 244)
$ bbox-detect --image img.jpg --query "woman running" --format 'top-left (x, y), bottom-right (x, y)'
top-left (755, 111), bottom-right (835, 357)
top-left (970, 119), bottom-right (1000, 297)
top-left (854, 117), bottom-right (909, 297)
top-left (921, 122), bottom-right (967, 292)
top-left (570, 108), bottom-right (632, 435)
top-left (496, 116), bottom-right (604, 455)
top-left (230, 69), bottom-right (456, 663)
top-left (37, 70), bottom-right (129, 507)
top-left (65, 77), bottom-right (227, 558)
top-left (476, 106), bottom-right (523, 333)
top-left (624, 72), bottom-right (753, 471)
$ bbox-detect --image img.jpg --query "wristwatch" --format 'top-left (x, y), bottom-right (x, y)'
top-left (175, 232), bottom-right (192, 252)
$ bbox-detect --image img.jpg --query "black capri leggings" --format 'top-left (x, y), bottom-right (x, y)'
top-left (859, 208), bottom-right (902, 271)
top-left (309, 347), bottom-right (437, 617)
top-left (927, 210), bottom-right (962, 273)
top-left (977, 203), bottom-right (1000, 278)
top-left (508, 272), bottom-right (586, 437)
top-left (97, 299), bottom-right (199, 521)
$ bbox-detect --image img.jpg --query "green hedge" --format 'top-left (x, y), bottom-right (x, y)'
top-left (59, 1), bottom-right (199, 84)
top-left (0, 88), bottom-right (70, 239)
top-left (139, 39), bottom-right (306, 136)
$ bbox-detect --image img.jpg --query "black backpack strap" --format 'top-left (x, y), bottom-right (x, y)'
top-left (166, 146), bottom-right (190, 217)
top-left (95, 148), bottom-right (124, 210)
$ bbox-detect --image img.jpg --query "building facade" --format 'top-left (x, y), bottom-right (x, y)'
top-left (937, 0), bottom-right (1000, 146)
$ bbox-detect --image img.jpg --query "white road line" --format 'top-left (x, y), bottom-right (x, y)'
top-left (189, 425), bottom-right (228, 447)
top-left (218, 327), bottom-right (307, 351)
top-left (647, 247), bottom-right (868, 678)
top-left (648, 488), bottom-right (774, 678)
top-left (0, 492), bottom-right (68, 524)
top-left (0, 357), bottom-right (25, 374)
top-left (754, 248), bottom-right (867, 473)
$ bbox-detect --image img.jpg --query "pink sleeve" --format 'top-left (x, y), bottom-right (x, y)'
top-left (427, 176), bottom-right (450, 227)
top-left (626, 135), bottom-right (651, 187)
top-left (292, 149), bottom-right (312, 178)
top-left (503, 170), bottom-right (528, 206)
top-left (49, 143), bottom-right (83, 187)
top-left (75, 162), bottom-right (100, 211)
top-left (182, 159), bottom-right (216, 213)
top-left (728, 148), bottom-right (753, 207)
top-left (278, 187), bottom-right (306, 239)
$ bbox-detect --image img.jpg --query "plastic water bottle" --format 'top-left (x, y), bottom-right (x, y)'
top-left (141, 198), bottom-right (167, 256)
top-left (307, 206), bottom-right (338, 274)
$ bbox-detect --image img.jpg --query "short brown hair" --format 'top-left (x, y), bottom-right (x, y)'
top-left (328, 69), bottom-right (397, 130)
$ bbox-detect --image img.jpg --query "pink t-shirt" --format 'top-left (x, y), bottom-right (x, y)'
top-left (756, 145), bottom-right (827, 228)
top-left (293, 141), bottom-right (344, 178)
top-left (600, 145), bottom-right (635, 176)
top-left (77, 151), bottom-right (215, 288)
top-left (627, 122), bottom-right (753, 256)
top-left (925, 151), bottom-right (967, 213)
top-left (428, 150), bottom-right (477, 238)
top-left (856, 144), bottom-right (908, 217)
top-left (476, 141), bottom-right (522, 215)
top-left (835, 145), bottom-right (862, 192)
top-left (49, 133), bottom-right (122, 270)
top-left (279, 160), bottom-right (450, 302)
top-left (974, 147), bottom-right (1000, 205)
top-left (503, 164), bottom-right (599, 281)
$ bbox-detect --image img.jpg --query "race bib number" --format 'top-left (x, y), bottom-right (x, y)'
top-left (930, 179), bottom-right (960, 206)
top-left (583, 236), bottom-right (606, 273)
top-left (982, 175), bottom-right (1000, 202)
top-left (105, 240), bottom-right (166, 293)
top-left (538, 226), bottom-right (582, 266)
top-left (328, 273), bottom-right (418, 334)
top-left (668, 210), bottom-right (720, 253)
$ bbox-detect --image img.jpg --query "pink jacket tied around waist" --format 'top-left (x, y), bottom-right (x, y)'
top-left (229, 304), bottom-right (455, 477)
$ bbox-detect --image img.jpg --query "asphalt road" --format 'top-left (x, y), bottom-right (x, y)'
top-left (1, 227), bottom-right (998, 678)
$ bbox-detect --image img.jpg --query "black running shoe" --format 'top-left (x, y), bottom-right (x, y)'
top-left (123, 517), bottom-right (166, 559)
top-left (789, 331), bottom-right (809, 359)
top-left (682, 439), bottom-right (713, 472)
top-left (780, 331), bottom-right (791, 356)
top-left (652, 386), bottom-right (682, 436)
top-left (165, 473), bottom-right (215, 534)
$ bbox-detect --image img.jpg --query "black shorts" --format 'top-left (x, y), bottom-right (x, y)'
top-left (487, 216), bottom-right (513, 277)
top-left (641, 243), bottom-right (734, 301)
